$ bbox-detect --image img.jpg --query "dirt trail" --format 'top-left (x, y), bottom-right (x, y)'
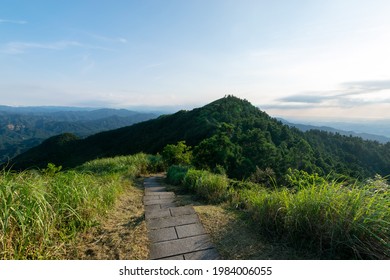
top-left (65, 178), bottom-right (149, 260)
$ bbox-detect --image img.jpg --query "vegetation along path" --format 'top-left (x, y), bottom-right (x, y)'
top-left (144, 175), bottom-right (219, 260)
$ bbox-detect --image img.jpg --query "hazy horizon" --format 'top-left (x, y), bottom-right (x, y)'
top-left (2, 100), bottom-right (390, 124)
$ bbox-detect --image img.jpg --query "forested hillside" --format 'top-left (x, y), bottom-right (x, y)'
top-left (0, 108), bottom-right (156, 163)
top-left (8, 96), bottom-right (390, 182)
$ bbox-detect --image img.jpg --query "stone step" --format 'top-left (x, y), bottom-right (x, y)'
top-left (143, 176), bottom-right (220, 260)
top-left (150, 234), bottom-right (214, 260)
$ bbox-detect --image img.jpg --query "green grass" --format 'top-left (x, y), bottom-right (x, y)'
top-left (0, 153), bottom-right (153, 259)
top-left (238, 182), bottom-right (389, 259)
top-left (167, 165), bottom-right (390, 259)
top-left (167, 166), bottom-right (230, 203)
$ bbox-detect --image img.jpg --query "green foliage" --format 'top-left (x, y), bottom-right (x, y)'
top-left (0, 169), bottom-right (123, 259)
top-left (172, 165), bottom-right (390, 259)
top-left (193, 126), bottom-right (242, 176)
top-left (147, 154), bottom-right (165, 173)
top-left (237, 179), bottom-right (390, 259)
top-left (0, 109), bottom-right (156, 163)
top-left (182, 169), bottom-right (230, 203)
top-left (42, 163), bottom-right (62, 176)
top-left (161, 141), bottom-right (192, 166)
top-left (0, 153), bottom-right (151, 259)
top-left (168, 166), bottom-right (231, 203)
top-left (76, 153), bottom-right (150, 178)
top-left (166, 165), bottom-right (189, 185)
top-left (8, 95), bottom-right (390, 185)
top-left (284, 168), bottom-right (328, 190)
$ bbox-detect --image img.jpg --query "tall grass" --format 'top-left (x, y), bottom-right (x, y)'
top-left (76, 153), bottom-right (150, 177)
top-left (167, 166), bottom-right (230, 203)
top-left (167, 165), bottom-right (390, 259)
top-left (0, 153), bottom-right (152, 259)
top-left (166, 165), bottom-right (188, 185)
top-left (238, 181), bottom-right (389, 259)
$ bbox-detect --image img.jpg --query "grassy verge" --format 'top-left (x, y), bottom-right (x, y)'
top-left (65, 177), bottom-right (149, 259)
top-left (0, 153), bottom-right (155, 259)
top-left (166, 165), bottom-right (390, 259)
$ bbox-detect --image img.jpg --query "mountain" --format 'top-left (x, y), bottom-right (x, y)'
top-left (279, 119), bottom-right (390, 143)
top-left (0, 107), bottom-right (157, 163)
top-left (7, 96), bottom-right (390, 180)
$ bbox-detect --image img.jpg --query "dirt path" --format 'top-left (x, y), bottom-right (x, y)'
top-left (65, 178), bottom-right (149, 260)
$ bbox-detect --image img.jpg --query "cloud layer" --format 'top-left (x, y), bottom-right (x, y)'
top-left (276, 80), bottom-right (390, 109)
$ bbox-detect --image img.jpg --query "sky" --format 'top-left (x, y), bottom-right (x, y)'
top-left (1, 0), bottom-right (390, 120)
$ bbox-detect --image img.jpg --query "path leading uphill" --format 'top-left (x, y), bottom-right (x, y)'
top-left (144, 175), bottom-right (220, 260)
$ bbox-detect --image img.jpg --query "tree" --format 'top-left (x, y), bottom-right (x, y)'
top-left (193, 133), bottom-right (242, 176)
top-left (161, 141), bottom-right (192, 166)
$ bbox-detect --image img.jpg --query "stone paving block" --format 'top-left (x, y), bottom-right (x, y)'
top-left (145, 208), bottom-right (171, 219)
top-left (144, 181), bottom-right (160, 184)
top-left (147, 214), bottom-right (199, 230)
top-left (144, 181), bottom-right (162, 185)
top-left (143, 196), bottom-right (160, 202)
top-left (176, 223), bottom-right (206, 238)
top-left (156, 192), bottom-right (175, 198)
top-left (184, 248), bottom-right (220, 260)
top-left (144, 198), bottom-right (175, 206)
top-left (143, 192), bottom-right (175, 199)
top-left (170, 206), bottom-right (196, 217)
top-left (144, 183), bottom-right (161, 187)
top-left (145, 186), bottom-right (167, 192)
top-left (150, 234), bottom-right (214, 259)
top-left (144, 204), bottom-right (161, 211)
top-left (148, 227), bottom-right (177, 242)
top-left (159, 203), bottom-right (177, 209)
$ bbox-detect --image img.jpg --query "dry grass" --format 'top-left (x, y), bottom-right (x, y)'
top-left (65, 178), bottom-right (149, 259)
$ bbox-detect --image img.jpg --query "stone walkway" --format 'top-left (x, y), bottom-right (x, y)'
top-left (144, 176), bottom-right (219, 260)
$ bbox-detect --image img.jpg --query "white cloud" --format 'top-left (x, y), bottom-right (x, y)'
top-left (1, 41), bottom-right (83, 54)
top-left (76, 31), bottom-right (128, 44)
top-left (275, 80), bottom-right (390, 108)
top-left (0, 40), bottom-right (114, 54)
top-left (0, 19), bottom-right (27, 24)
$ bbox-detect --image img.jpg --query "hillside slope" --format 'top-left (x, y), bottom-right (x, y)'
top-left (0, 108), bottom-right (156, 163)
top-left (8, 96), bottom-right (390, 180)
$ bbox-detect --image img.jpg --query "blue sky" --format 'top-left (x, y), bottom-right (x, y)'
top-left (1, 0), bottom-right (390, 119)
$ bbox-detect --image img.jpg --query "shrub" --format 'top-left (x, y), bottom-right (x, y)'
top-left (162, 141), bottom-right (192, 166)
top-left (166, 165), bottom-right (188, 185)
top-left (147, 154), bottom-right (165, 173)
top-left (183, 169), bottom-right (230, 203)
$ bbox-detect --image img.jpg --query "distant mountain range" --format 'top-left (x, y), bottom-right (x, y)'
top-left (0, 106), bottom-right (157, 163)
top-left (278, 119), bottom-right (390, 144)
